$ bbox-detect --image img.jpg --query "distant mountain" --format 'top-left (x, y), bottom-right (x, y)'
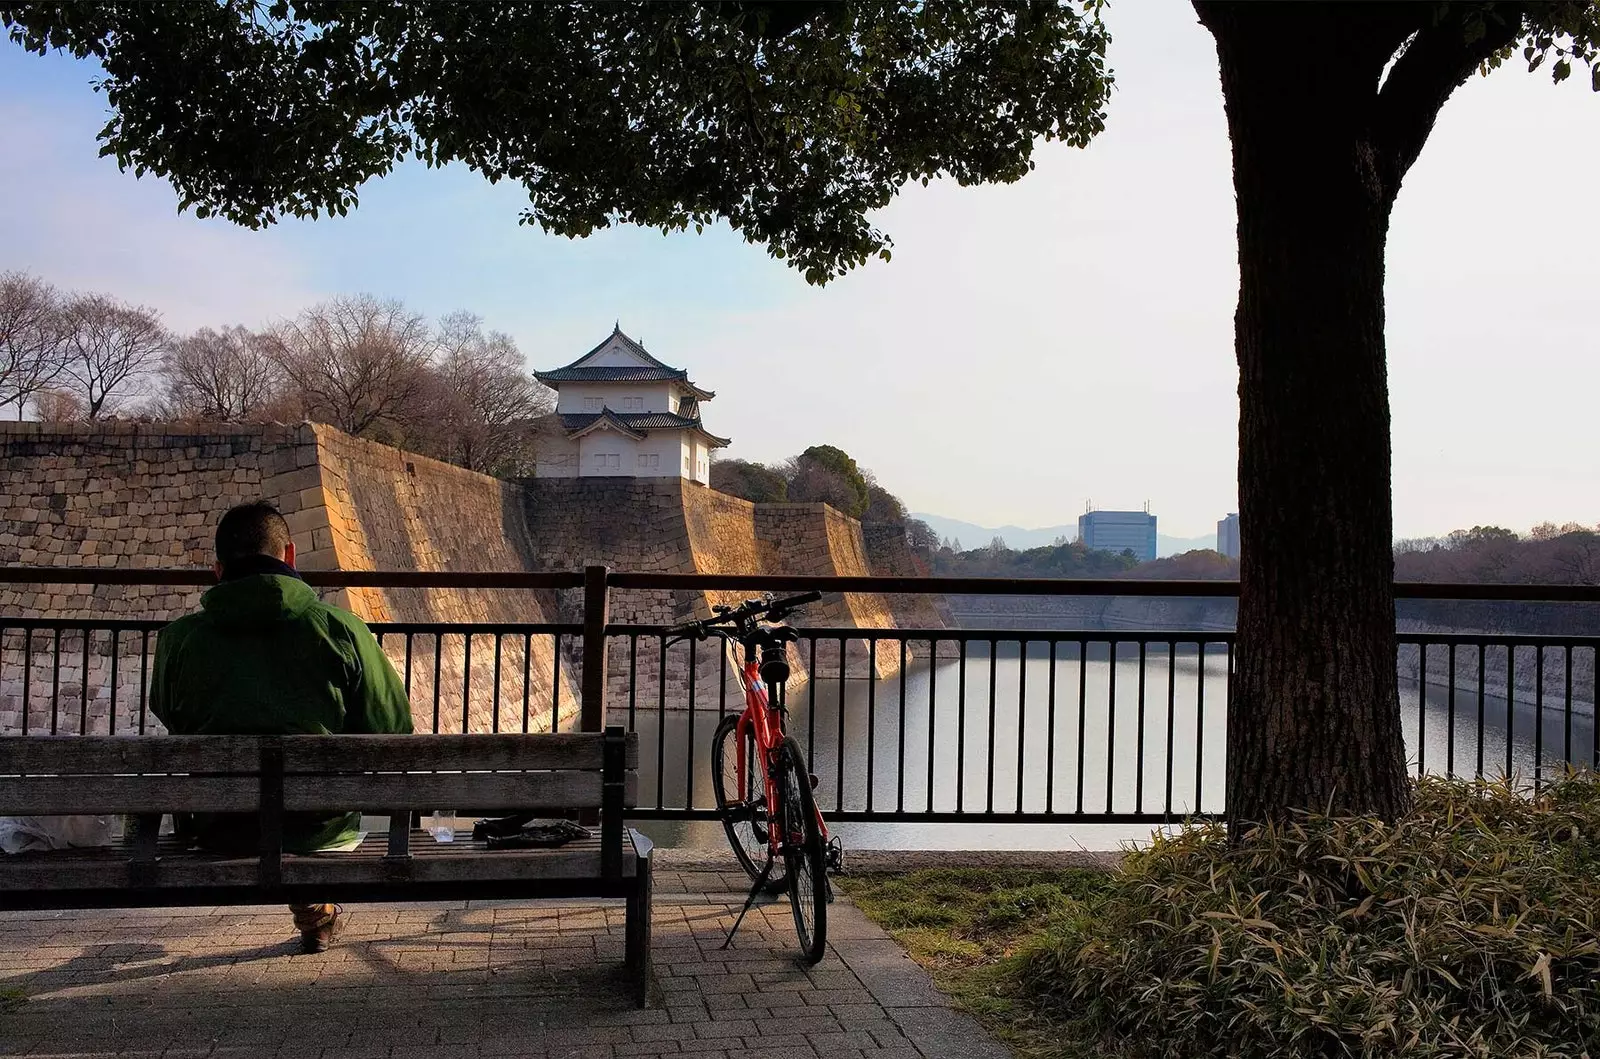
top-left (1158, 533), bottom-right (1217, 557)
top-left (911, 512), bottom-right (1216, 558)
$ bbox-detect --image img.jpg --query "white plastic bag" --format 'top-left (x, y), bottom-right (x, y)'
top-left (0, 815), bottom-right (119, 854)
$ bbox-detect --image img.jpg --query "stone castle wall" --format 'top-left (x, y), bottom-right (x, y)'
top-left (2, 423), bottom-right (943, 731)
top-left (0, 422), bottom-right (581, 736)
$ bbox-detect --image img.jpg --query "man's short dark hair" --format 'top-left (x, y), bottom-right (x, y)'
top-left (215, 503), bottom-right (292, 565)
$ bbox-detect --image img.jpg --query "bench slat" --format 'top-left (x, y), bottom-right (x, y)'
top-left (0, 733), bottom-right (641, 775)
top-left (282, 772), bottom-right (638, 813)
top-left (279, 733), bottom-right (640, 772)
top-left (0, 736), bottom-right (260, 775)
top-left (0, 776), bottom-right (259, 815)
top-left (0, 837), bottom-right (636, 890)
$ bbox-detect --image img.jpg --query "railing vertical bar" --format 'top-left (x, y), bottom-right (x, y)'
top-left (50, 627), bottom-right (61, 735)
top-left (402, 632), bottom-right (414, 701)
top-left (1195, 642), bottom-right (1206, 812)
top-left (22, 627), bottom-right (33, 735)
top-left (1505, 644), bottom-right (1515, 782)
top-left (925, 638), bottom-right (937, 813)
top-left (896, 638), bottom-right (908, 814)
top-left (1563, 645), bottom-right (1573, 769)
top-left (1593, 645), bottom-right (1599, 772)
top-left (1534, 645), bottom-right (1545, 791)
top-left (521, 632), bottom-right (533, 734)
top-left (461, 633), bottom-right (473, 734)
top-left (627, 634), bottom-right (639, 730)
top-left (837, 638), bottom-right (848, 814)
top-left (1222, 640), bottom-right (1234, 815)
top-left (866, 639), bottom-right (877, 814)
top-left (1446, 643), bottom-right (1456, 778)
top-left (986, 638), bottom-right (998, 815)
top-left (1476, 646), bottom-right (1486, 780)
top-left (808, 636), bottom-right (819, 772)
top-left (686, 637), bottom-right (698, 810)
top-left (1106, 639), bottom-right (1118, 814)
top-left (656, 635), bottom-right (668, 811)
top-left (1416, 643), bottom-right (1427, 777)
top-left (1016, 638), bottom-right (1028, 814)
top-left (79, 627), bottom-right (90, 735)
top-left (432, 632), bottom-right (443, 735)
top-left (108, 630), bottom-right (120, 739)
top-left (1075, 637), bottom-right (1088, 815)
top-left (1135, 641), bottom-right (1147, 815)
top-left (719, 641), bottom-right (729, 720)
top-left (552, 632), bottom-right (562, 733)
top-left (956, 642), bottom-right (968, 813)
top-left (137, 629), bottom-right (148, 735)
top-left (1045, 639), bottom-right (1058, 815)
top-left (491, 634), bottom-right (503, 734)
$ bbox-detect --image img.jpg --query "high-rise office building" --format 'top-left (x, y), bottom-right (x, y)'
top-left (1217, 512), bottom-right (1240, 559)
top-left (1077, 507), bottom-right (1157, 563)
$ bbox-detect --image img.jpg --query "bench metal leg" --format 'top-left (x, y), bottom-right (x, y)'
top-left (625, 842), bottom-right (653, 1007)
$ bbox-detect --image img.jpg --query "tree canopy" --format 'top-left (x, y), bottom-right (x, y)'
top-left (2, 0), bottom-right (1111, 284)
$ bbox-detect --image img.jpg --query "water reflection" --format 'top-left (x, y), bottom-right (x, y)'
top-left (627, 640), bottom-right (1597, 852)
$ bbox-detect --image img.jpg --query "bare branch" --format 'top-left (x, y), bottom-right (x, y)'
top-left (0, 270), bottom-right (68, 419)
top-left (58, 293), bottom-right (166, 419)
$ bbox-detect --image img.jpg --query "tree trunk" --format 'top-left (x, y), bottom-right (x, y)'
top-left (1202, 10), bottom-right (1415, 823)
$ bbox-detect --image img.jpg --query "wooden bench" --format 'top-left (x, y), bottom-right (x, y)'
top-left (0, 726), bottom-right (652, 1005)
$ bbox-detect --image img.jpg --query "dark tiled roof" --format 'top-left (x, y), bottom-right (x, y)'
top-left (534, 326), bottom-right (715, 399)
top-left (559, 410), bottom-right (730, 447)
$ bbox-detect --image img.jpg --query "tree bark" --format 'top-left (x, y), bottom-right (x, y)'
top-left (1198, 7), bottom-right (1419, 823)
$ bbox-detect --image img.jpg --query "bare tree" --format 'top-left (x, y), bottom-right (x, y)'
top-left (421, 311), bottom-right (552, 475)
top-left (0, 271), bottom-right (68, 419)
top-left (58, 294), bottom-right (166, 419)
top-left (268, 295), bottom-right (432, 439)
top-left (31, 386), bottom-right (85, 423)
top-left (162, 325), bottom-right (283, 421)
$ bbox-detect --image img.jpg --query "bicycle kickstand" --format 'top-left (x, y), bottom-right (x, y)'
top-left (721, 854), bottom-right (778, 950)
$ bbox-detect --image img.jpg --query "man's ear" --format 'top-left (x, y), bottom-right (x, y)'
top-left (213, 561), bottom-right (224, 581)
top-left (283, 540), bottom-right (297, 569)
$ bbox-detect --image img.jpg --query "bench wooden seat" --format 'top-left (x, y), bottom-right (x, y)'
top-left (0, 727), bottom-right (652, 1005)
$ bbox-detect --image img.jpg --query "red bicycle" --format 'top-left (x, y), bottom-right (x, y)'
top-left (669, 591), bottom-right (839, 964)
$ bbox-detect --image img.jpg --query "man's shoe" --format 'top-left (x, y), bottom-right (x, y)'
top-left (293, 904), bottom-right (340, 953)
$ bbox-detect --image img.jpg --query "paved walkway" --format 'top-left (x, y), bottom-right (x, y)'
top-left (0, 852), bottom-right (1008, 1059)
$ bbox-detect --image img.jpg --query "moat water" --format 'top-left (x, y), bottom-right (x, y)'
top-left (626, 642), bottom-right (1596, 851)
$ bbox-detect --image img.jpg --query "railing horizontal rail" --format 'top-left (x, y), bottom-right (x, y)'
top-left (3, 565), bottom-right (1600, 602)
top-left (0, 569), bottom-right (585, 589)
top-left (609, 624), bottom-right (1237, 642)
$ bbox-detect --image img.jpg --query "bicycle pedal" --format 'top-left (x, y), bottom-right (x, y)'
top-left (825, 836), bottom-right (845, 875)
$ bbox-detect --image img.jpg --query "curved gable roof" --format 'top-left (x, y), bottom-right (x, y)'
top-left (534, 325), bottom-right (715, 398)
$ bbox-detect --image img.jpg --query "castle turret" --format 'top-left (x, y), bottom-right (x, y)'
top-left (533, 326), bottom-right (729, 484)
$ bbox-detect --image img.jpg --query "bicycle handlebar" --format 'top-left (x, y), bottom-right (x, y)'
top-left (666, 591), bottom-right (822, 642)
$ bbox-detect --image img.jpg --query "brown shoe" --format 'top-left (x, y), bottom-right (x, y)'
top-left (291, 904), bottom-right (340, 953)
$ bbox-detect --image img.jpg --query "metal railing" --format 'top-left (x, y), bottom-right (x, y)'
top-left (3, 566), bottom-right (1599, 826)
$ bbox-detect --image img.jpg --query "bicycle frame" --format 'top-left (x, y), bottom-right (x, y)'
top-left (729, 653), bottom-right (830, 856)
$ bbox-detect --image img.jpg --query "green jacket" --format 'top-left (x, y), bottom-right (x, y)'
top-left (151, 573), bottom-right (413, 854)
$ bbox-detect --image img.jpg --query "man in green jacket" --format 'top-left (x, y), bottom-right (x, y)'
top-left (151, 502), bottom-right (413, 953)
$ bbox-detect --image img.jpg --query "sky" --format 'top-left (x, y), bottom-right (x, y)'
top-left (2, 1), bottom-right (1598, 540)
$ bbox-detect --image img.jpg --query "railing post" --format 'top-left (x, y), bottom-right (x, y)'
top-left (582, 564), bottom-right (610, 732)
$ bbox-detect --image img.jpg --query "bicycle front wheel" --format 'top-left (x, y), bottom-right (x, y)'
top-left (711, 715), bottom-right (785, 888)
top-left (775, 736), bottom-right (828, 965)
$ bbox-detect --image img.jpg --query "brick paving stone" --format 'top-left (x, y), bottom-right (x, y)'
top-left (0, 862), bottom-right (1013, 1059)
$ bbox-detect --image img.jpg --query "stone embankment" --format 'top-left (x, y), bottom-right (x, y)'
top-left (0, 422), bottom-right (943, 733)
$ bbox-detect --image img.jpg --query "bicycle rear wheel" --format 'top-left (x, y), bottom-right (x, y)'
top-left (711, 715), bottom-right (785, 888)
top-left (775, 736), bottom-right (828, 965)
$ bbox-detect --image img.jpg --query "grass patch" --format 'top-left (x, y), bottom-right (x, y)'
top-left (840, 867), bottom-right (1116, 1059)
top-left (847, 775), bottom-right (1600, 1059)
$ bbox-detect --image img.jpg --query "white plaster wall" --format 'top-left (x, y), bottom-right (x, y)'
top-left (578, 431), bottom-right (638, 476)
top-left (535, 435), bottom-right (580, 478)
top-left (633, 431), bottom-right (686, 478)
top-left (691, 438), bottom-right (711, 486)
top-left (555, 382), bottom-right (672, 415)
